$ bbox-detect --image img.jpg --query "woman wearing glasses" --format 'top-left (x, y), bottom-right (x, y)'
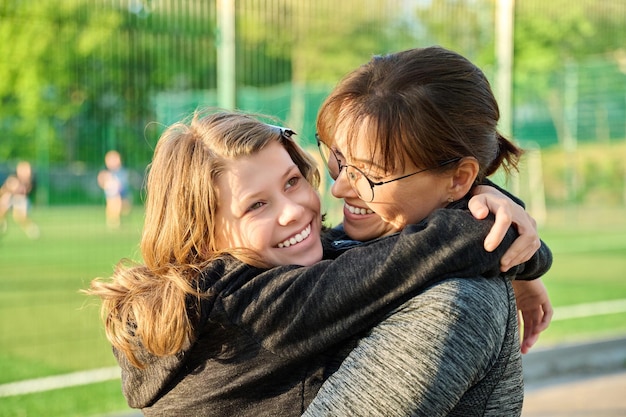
top-left (303, 46), bottom-right (552, 416)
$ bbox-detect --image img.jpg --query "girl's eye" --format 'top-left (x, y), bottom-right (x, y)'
top-left (285, 176), bottom-right (300, 189)
top-left (247, 201), bottom-right (265, 212)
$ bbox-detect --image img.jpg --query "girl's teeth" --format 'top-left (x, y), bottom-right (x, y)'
top-left (278, 225), bottom-right (311, 248)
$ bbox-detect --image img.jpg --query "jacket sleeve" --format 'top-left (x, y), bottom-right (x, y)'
top-left (215, 206), bottom-right (517, 358)
top-left (504, 239), bottom-right (552, 281)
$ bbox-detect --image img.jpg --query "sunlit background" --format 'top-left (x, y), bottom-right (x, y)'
top-left (1, 0), bottom-right (625, 416)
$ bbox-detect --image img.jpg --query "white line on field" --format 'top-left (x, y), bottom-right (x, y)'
top-left (553, 298), bottom-right (626, 321)
top-left (1, 299), bottom-right (626, 398)
top-left (0, 366), bottom-right (120, 397)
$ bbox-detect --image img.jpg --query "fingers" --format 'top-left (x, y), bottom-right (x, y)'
top-left (537, 301), bottom-right (554, 332)
top-left (521, 331), bottom-right (540, 355)
top-left (519, 312), bottom-right (540, 354)
top-left (513, 279), bottom-right (553, 354)
top-left (468, 192), bottom-right (491, 220)
top-left (518, 303), bottom-right (553, 354)
top-left (500, 236), bottom-right (540, 272)
top-left (499, 206), bottom-right (540, 270)
top-left (469, 185), bottom-right (541, 269)
top-left (468, 191), bottom-right (513, 252)
top-left (484, 205), bottom-right (512, 253)
top-left (511, 209), bottom-right (538, 241)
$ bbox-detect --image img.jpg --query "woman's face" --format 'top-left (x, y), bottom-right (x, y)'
top-left (215, 140), bottom-right (323, 266)
top-left (329, 131), bottom-right (452, 242)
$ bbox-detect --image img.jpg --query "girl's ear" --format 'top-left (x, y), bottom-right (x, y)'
top-left (449, 157), bottom-right (479, 200)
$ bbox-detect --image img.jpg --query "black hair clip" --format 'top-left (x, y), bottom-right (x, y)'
top-left (266, 123), bottom-right (296, 139)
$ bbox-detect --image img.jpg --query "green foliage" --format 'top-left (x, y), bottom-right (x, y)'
top-left (514, 0), bottom-right (625, 95)
top-left (513, 0), bottom-right (626, 147)
top-left (414, 0), bottom-right (496, 67)
top-left (0, 0), bottom-right (122, 161)
top-left (539, 142), bottom-right (626, 206)
top-left (0, 0), bottom-right (218, 167)
top-left (2, 0), bottom-right (624, 171)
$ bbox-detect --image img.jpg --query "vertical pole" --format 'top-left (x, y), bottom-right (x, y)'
top-left (495, 0), bottom-right (514, 137)
top-left (563, 60), bottom-right (579, 153)
top-left (564, 60), bottom-right (579, 203)
top-left (494, 0), bottom-right (516, 192)
top-left (217, 0), bottom-right (236, 110)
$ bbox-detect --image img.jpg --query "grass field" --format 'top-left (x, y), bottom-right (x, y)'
top-left (1, 204), bottom-right (625, 417)
top-left (526, 205), bottom-right (626, 345)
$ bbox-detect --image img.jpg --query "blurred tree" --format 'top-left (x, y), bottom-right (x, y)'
top-left (0, 0), bottom-right (122, 162)
top-left (3, 0), bottom-right (622, 168)
top-left (235, 0), bottom-right (418, 133)
top-left (0, 0), bottom-right (218, 167)
top-left (412, 0), bottom-right (496, 67)
top-left (514, 0), bottom-right (626, 147)
top-left (237, 0), bottom-right (415, 84)
top-left (76, 1), bottom-right (218, 167)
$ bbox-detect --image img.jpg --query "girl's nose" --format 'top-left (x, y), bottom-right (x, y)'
top-left (278, 197), bottom-right (306, 225)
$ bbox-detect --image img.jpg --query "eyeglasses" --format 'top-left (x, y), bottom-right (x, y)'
top-left (316, 135), bottom-right (461, 202)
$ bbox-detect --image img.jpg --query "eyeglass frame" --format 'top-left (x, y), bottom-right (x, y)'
top-left (316, 134), bottom-right (461, 202)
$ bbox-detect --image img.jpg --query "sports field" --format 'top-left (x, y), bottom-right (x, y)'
top-left (1, 204), bottom-right (625, 417)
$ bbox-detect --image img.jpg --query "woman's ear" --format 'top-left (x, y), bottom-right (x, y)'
top-left (450, 157), bottom-right (479, 200)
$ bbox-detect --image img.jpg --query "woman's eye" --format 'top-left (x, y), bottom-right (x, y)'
top-left (334, 151), bottom-right (347, 166)
top-left (357, 165), bottom-right (384, 182)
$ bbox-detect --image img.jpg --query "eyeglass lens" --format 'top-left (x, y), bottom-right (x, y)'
top-left (318, 141), bottom-right (340, 179)
top-left (318, 141), bottom-right (375, 201)
top-left (346, 166), bottom-right (374, 201)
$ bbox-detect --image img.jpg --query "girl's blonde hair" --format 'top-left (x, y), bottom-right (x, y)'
top-left (87, 109), bottom-right (320, 367)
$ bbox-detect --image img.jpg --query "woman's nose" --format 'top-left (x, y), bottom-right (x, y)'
top-left (331, 170), bottom-right (358, 199)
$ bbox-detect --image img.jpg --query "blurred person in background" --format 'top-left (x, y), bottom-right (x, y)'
top-left (97, 150), bottom-right (131, 229)
top-left (0, 160), bottom-right (39, 239)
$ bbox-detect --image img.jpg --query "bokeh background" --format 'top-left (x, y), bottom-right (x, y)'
top-left (1, 0), bottom-right (625, 416)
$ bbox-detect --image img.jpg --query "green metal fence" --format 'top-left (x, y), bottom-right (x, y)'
top-left (1, 0), bottom-right (625, 204)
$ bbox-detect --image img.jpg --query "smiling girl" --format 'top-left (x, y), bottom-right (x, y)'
top-left (213, 137), bottom-right (322, 267)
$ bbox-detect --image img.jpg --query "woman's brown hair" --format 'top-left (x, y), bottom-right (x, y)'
top-left (316, 46), bottom-right (523, 181)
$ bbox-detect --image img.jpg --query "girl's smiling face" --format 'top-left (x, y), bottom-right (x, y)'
top-left (214, 140), bottom-right (323, 267)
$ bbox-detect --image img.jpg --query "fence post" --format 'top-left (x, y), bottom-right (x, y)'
top-left (217, 0), bottom-right (236, 110)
